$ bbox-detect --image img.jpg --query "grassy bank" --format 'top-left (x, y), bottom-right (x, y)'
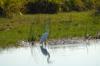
top-left (0, 11), bottom-right (100, 48)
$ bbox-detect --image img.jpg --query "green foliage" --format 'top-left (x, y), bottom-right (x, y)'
top-left (0, 0), bottom-right (28, 17)
top-left (62, 0), bottom-right (85, 11)
top-left (73, 0), bottom-right (85, 11)
top-left (95, 0), bottom-right (100, 9)
top-left (0, 0), bottom-right (100, 17)
top-left (0, 11), bottom-right (100, 48)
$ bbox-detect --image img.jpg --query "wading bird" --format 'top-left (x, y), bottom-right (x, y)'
top-left (40, 32), bottom-right (51, 63)
top-left (40, 32), bottom-right (49, 45)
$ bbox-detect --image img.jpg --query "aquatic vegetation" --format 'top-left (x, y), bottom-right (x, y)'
top-left (0, 11), bottom-right (100, 48)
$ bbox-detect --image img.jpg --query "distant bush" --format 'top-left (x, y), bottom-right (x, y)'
top-left (0, 0), bottom-right (28, 17)
top-left (0, 7), bottom-right (4, 16)
top-left (24, 0), bottom-right (59, 14)
top-left (62, 0), bottom-right (96, 11)
top-left (0, 0), bottom-right (100, 17)
top-left (95, 0), bottom-right (100, 11)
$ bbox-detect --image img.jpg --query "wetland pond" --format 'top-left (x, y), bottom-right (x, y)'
top-left (0, 40), bottom-right (100, 66)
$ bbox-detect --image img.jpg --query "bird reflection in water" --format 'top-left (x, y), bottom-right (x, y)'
top-left (40, 44), bottom-right (50, 63)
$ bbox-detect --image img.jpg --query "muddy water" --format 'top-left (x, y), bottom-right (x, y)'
top-left (0, 40), bottom-right (100, 66)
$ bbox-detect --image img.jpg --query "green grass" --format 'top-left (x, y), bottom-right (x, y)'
top-left (0, 11), bottom-right (100, 48)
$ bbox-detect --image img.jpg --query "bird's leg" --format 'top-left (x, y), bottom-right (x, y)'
top-left (41, 42), bottom-right (45, 48)
top-left (41, 41), bottom-right (47, 48)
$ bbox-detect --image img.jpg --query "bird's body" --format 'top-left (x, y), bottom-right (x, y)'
top-left (40, 32), bottom-right (49, 44)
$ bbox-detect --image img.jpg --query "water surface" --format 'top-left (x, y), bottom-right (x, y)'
top-left (0, 40), bottom-right (100, 66)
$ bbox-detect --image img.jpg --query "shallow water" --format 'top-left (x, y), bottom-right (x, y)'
top-left (0, 40), bottom-right (100, 66)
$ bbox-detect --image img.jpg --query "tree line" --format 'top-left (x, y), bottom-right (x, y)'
top-left (0, 0), bottom-right (100, 17)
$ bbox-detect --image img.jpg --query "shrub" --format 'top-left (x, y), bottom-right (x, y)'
top-left (24, 0), bottom-right (59, 14)
top-left (0, 0), bottom-right (28, 17)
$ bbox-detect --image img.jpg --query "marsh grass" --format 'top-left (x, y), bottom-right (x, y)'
top-left (0, 11), bottom-right (100, 48)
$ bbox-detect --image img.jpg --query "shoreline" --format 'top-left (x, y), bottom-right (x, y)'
top-left (19, 37), bottom-right (100, 47)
